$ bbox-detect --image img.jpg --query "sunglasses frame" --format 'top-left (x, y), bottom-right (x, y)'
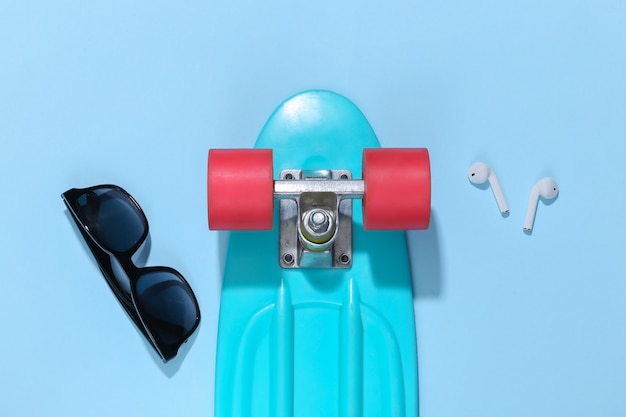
top-left (62, 184), bottom-right (200, 362)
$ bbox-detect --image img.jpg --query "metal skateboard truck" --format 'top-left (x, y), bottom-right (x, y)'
top-left (207, 147), bottom-right (431, 269)
top-left (277, 168), bottom-right (359, 269)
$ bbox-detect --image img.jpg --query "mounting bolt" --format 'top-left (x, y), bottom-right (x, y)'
top-left (283, 253), bottom-right (294, 265)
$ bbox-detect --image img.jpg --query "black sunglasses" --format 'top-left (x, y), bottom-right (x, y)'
top-left (62, 184), bottom-right (201, 362)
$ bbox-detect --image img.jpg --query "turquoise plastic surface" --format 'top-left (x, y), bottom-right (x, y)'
top-left (214, 91), bottom-right (418, 417)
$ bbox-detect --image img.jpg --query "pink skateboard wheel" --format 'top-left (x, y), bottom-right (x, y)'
top-left (207, 149), bottom-right (274, 230)
top-left (362, 148), bottom-right (431, 230)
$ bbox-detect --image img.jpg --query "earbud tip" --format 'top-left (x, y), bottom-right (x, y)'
top-left (467, 162), bottom-right (490, 183)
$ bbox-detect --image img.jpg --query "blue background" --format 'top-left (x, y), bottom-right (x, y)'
top-left (1, 1), bottom-right (625, 416)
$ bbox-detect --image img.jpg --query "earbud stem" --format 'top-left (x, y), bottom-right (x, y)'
top-left (489, 174), bottom-right (509, 214)
top-left (523, 189), bottom-right (539, 231)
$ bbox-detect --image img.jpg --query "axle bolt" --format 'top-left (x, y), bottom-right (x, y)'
top-left (309, 209), bottom-right (330, 232)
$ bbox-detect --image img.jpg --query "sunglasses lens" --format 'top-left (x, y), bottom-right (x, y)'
top-left (135, 270), bottom-right (200, 357)
top-left (74, 188), bottom-right (146, 252)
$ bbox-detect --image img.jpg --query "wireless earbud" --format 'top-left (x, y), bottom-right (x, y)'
top-left (467, 162), bottom-right (509, 215)
top-left (523, 177), bottom-right (559, 233)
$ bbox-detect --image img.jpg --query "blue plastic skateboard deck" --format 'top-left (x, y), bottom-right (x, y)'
top-left (214, 90), bottom-right (418, 417)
